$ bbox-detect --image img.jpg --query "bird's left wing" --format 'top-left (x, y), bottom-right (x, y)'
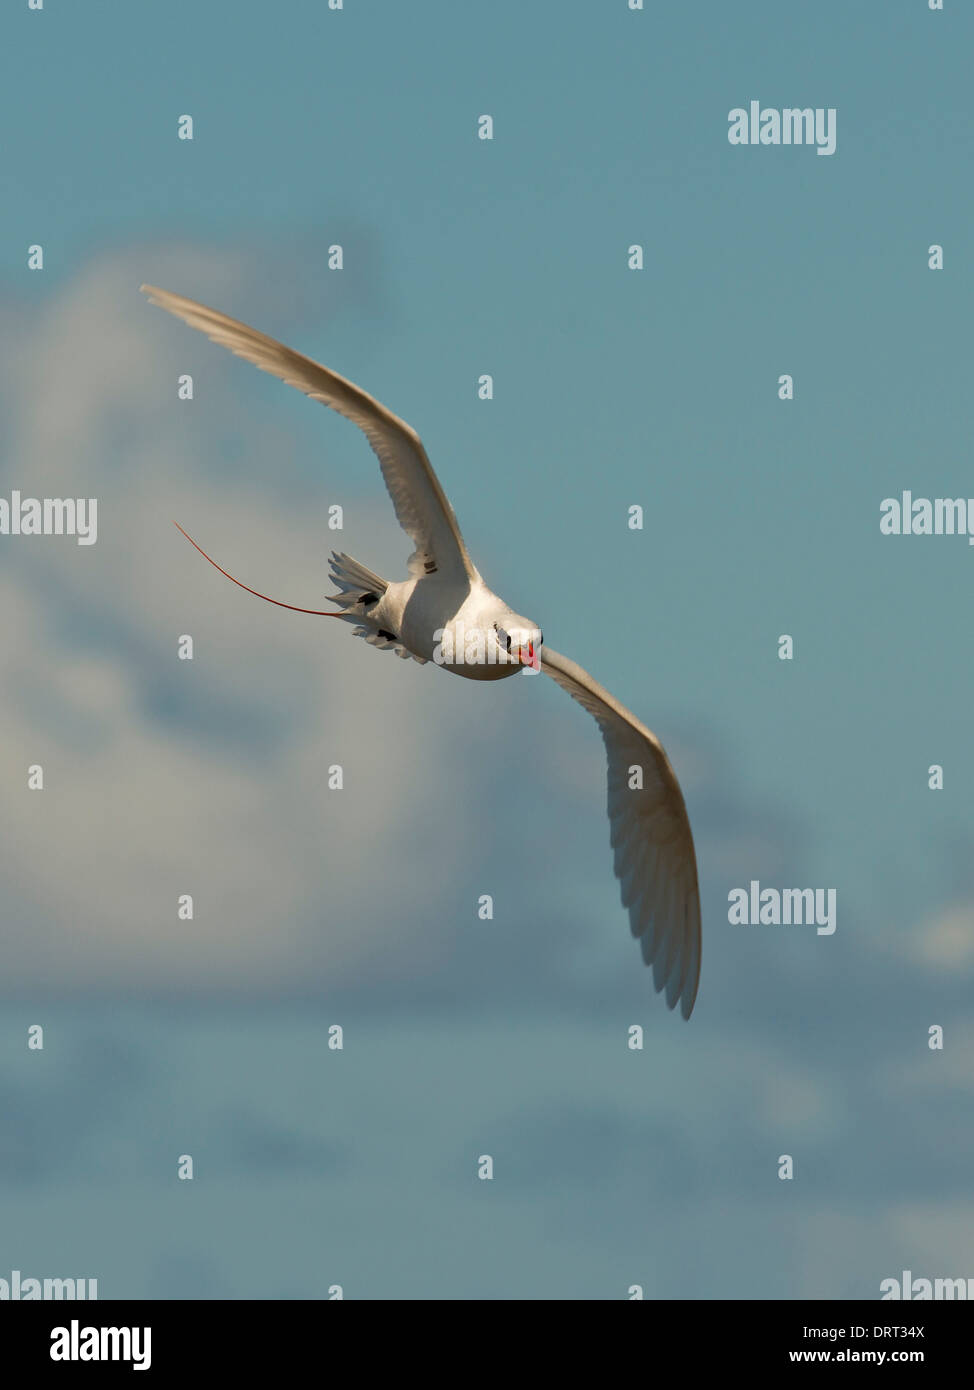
top-left (140, 285), bottom-right (478, 584)
top-left (539, 646), bottom-right (701, 1018)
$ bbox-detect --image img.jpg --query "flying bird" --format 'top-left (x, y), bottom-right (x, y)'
top-left (142, 284), bottom-right (702, 1017)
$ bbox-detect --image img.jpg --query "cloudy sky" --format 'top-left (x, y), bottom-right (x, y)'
top-left (1, 0), bottom-right (972, 1298)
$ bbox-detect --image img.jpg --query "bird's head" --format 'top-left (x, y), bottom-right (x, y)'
top-left (492, 616), bottom-right (543, 671)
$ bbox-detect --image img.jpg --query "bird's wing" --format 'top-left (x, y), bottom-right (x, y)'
top-left (140, 285), bottom-right (478, 584)
top-left (539, 645), bottom-right (701, 1018)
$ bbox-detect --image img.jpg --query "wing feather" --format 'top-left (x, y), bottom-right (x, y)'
top-left (140, 285), bottom-right (477, 583)
top-left (539, 645), bottom-right (701, 1018)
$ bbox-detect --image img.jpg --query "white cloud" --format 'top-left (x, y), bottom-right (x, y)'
top-left (0, 251), bottom-right (525, 993)
top-left (912, 902), bottom-right (974, 973)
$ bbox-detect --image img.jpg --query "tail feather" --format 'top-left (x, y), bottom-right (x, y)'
top-left (327, 552), bottom-right (389, 611)
top-left (327, 553), bottom-right (426, 665)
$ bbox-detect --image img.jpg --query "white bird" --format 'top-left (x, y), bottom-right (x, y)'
top-left (141, 285), bottom-right (702, 1017)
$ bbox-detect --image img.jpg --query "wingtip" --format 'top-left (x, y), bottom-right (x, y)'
top-left (680, 966), bottom-right (700, 1020)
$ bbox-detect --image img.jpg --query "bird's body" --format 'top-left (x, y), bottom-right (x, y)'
top-left (397, 578), bottom-right (534, 681)
top-left (391, 582), bottom-right (540, 682)
top-left (332, 560), bottom-right (536, 682)
top-left (142, 283), bottom-right (702, 1017)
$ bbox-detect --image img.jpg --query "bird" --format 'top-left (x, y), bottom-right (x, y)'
top-left (141, 284), bottom-right (702, 1018)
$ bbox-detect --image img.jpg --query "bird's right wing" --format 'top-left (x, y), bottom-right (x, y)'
top-left (141, 285), bottom-right (478, 585)
top-left (539, 645), bottom-right (701, 1018)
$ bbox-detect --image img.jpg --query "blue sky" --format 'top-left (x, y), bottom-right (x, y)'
top-left (0, 0), bottom-right (972, 1298)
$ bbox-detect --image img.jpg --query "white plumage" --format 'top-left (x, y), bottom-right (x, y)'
top-left (142, 284), bottom-right (702, 1018)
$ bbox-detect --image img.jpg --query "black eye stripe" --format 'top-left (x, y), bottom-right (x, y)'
top-left (495, 625), bottom-right (541, 651)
